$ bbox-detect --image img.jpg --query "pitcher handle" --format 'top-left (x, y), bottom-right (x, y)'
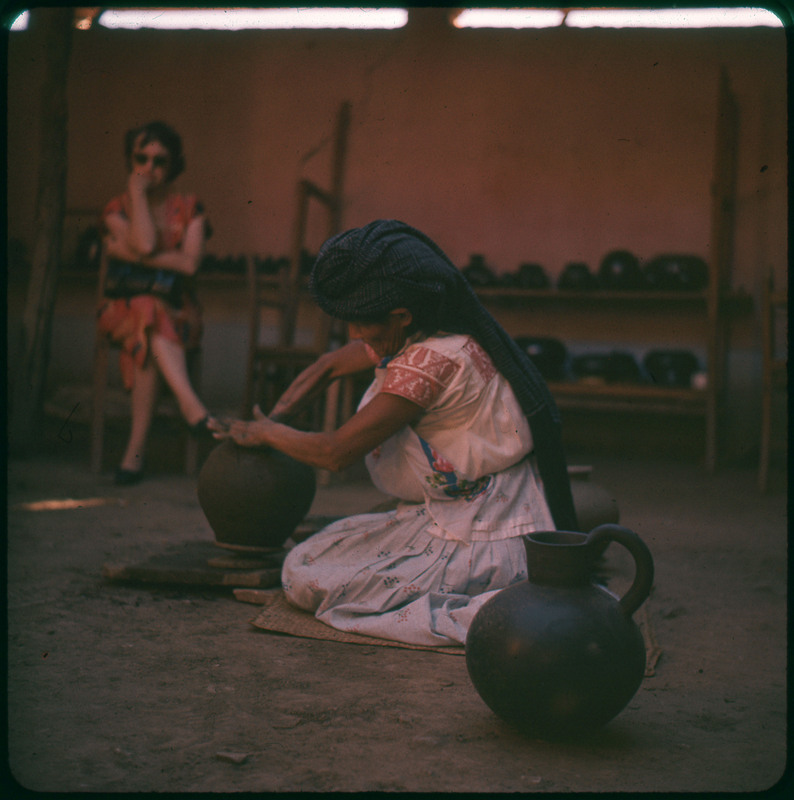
top-left (586, 524), bottom-right (654, 617)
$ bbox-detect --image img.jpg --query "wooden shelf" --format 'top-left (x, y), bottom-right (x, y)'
top-left (476, 287), bottom-right (709, 303)
top-left (475, 286), bottom-right (752, 315)
top-left (548, 381), bottom-right (707, 416)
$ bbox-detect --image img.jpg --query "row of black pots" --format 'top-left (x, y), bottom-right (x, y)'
top-left (463, 251), bottom-right (709, 292)
top-left (515, 336), bottom-right (703, 388)
top-left (199, 249), bottom-right (317, 276)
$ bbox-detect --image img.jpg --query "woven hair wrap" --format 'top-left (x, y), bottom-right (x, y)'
top-left (310, 219), bottom-right (577, 531)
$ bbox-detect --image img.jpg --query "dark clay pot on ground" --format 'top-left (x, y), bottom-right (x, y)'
top-left (466, 524), bottom-right (654, 739)
top-left (197, 440), bottom-right (316, 551)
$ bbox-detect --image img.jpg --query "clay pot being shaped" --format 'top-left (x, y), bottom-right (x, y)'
top-left (466, 524), bottom-right (654, 738)
top-left (197, 440), bottom-right (316, 551)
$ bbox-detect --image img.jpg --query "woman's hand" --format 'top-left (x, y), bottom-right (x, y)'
top-left (139, 216), bottom-right (206, 275)
top-left (208, 405), bottom-right (273, 448)
top-left (210, 391), bottom-right (423, 472)
top-left (128, 169), bottom-right (153, 196)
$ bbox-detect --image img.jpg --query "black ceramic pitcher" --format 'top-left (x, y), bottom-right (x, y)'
top-left (465, 524), bottom-right (654, 737)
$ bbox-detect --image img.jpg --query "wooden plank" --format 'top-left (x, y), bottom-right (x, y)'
top-left (9, 8), bottom-right (73, 454)
top-left (477, 288), bottom-right (709, 304)
top-left (102, 541), bottom-right (283, 588)
top-left (549, 382), bottom-right (707, 416)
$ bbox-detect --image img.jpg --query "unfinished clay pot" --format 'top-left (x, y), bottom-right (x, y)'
top-left (197, 440), bottom-right (316, 551)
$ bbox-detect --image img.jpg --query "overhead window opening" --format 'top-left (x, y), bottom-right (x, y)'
top-left (9, 7), bottom-right (784, 32)
top-left (453, 7), bottom-right (784, 30)
top-left (7, 7), bottom-right (409, 32)
top-left (98, 8), bottom-right (409, 31)
top-left (9, 10), bottom-right (29, 30)
top-left (452, 9), bottom-right (565, 29)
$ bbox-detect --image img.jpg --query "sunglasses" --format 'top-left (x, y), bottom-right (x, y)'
top-left (133, 152), bottom-right (169, 169)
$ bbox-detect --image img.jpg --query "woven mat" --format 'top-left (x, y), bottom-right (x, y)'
top-left (236, 588), bottom-right (662, 673)
top-left (235, 588), bottom-right (466, 655)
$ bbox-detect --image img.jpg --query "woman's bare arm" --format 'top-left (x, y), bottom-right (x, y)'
top-left (138, 216), bottom-right (206, 275)
top-left (211, 390), bottom-right (423, 473)
top-left (267, 340), bottom-right (377, 422)
top-left (103, 213), bottom-right (140, 261)
top-left (103, 214), bottom-right (206, 276)
top-left (124, 172), bottom-right (158, 255)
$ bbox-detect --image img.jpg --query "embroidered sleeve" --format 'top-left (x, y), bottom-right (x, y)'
top-left (462, 338), bottom-right (497, 381)
top-left (380, 345), bottom-right (460, 408)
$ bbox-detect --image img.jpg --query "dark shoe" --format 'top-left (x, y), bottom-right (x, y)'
top-left (114, 467), bottom-right (144, 486)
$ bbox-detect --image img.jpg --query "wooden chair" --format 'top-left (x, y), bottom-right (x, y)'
top-left (90, 247), bottom-right (202, 475)
top-left (243, 102), bottom-right (353, 433)
top-left (241, 249), bottom-right (338, 427)
top-left (758, 268), bottom-right (787, 492)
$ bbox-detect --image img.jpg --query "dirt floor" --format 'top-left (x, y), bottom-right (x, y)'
top-left (5, 427), bottom-right (790, 794)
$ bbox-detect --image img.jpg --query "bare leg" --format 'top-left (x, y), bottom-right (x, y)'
top-left (119, 361), bottom-right (160, 472)
top-left (149, 333), bottom-right (208, 426)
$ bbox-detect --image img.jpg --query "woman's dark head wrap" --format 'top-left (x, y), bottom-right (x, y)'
top-left (310, 219), bottom-right (577, 531)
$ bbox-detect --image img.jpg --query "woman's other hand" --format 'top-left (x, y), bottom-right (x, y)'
top-left (208, 405), bottom-right (272, 448)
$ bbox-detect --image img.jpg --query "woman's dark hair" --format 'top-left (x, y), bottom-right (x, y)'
top-left (401, 302), bottom-right (439, 337)
top-left (124, 120), bottom-right (185, 181)
top-left (340, 303), bottom-right (439, 338)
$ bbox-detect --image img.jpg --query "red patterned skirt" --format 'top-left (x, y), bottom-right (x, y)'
top-left (97, 294), bottom-right (202, 390)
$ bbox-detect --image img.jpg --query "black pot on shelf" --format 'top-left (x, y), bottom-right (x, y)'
top-left (558, 262), bottom-right (597, 291)
top-left (598, 250), bottom-right (645, 290)
top-left (515, 337), bottom-right (568, 381)
top-left (462, 254), bottom-right (497, 287)
top-left (515, 262), bottom-right (550, 290)
top-left (497, 271), bottom-right (520, 288)
top-left (572, 353), bottom-right (611, 382)
top-left (643, 254), bottom-right (709, 291)
top-left (643, 349), bottom-right (701, 387)
top-left (604, 351), bottom-right (643, 384)
top-left (571, 351), bottom-right (642, 384)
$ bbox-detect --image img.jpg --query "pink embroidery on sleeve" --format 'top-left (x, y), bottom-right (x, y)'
top-left (380, 346), bottom-right (459, 408)
top-left (462, 338), bottom-right (497, 381)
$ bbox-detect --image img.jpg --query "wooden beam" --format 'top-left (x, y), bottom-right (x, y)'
top-left (9, 8), bottom-right (73, 454)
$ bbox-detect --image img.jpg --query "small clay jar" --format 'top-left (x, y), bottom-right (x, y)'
top-left (569, 468), bottom-right (620, 533)
top-left (197, 440), bottom-right (316, 551)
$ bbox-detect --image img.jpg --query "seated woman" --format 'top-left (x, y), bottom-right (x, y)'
top-left (97, 121), bottom-right (215, 485)
top-left (211, 219), bottom-right (577, 646)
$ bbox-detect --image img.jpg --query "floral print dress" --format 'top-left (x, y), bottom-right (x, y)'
top-left (96, 192), bottom-right (206, 391)
top-left (281, 332), bottom-right (555, 646)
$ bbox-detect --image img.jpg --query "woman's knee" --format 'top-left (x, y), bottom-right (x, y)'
top-left (282, 548), bottom-right (323, 611)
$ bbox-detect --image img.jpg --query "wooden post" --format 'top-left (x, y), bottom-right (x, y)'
top-left (705, 68), bottom-right (739, 472)
top-left (9, 8), bottom-right (73, 454)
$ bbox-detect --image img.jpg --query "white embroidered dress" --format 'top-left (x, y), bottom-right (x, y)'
top-left (281, 332), bottom-right (555, 645)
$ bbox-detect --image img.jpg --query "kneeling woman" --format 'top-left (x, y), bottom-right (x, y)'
top-left (211, 220), bottom-right (576, 646)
